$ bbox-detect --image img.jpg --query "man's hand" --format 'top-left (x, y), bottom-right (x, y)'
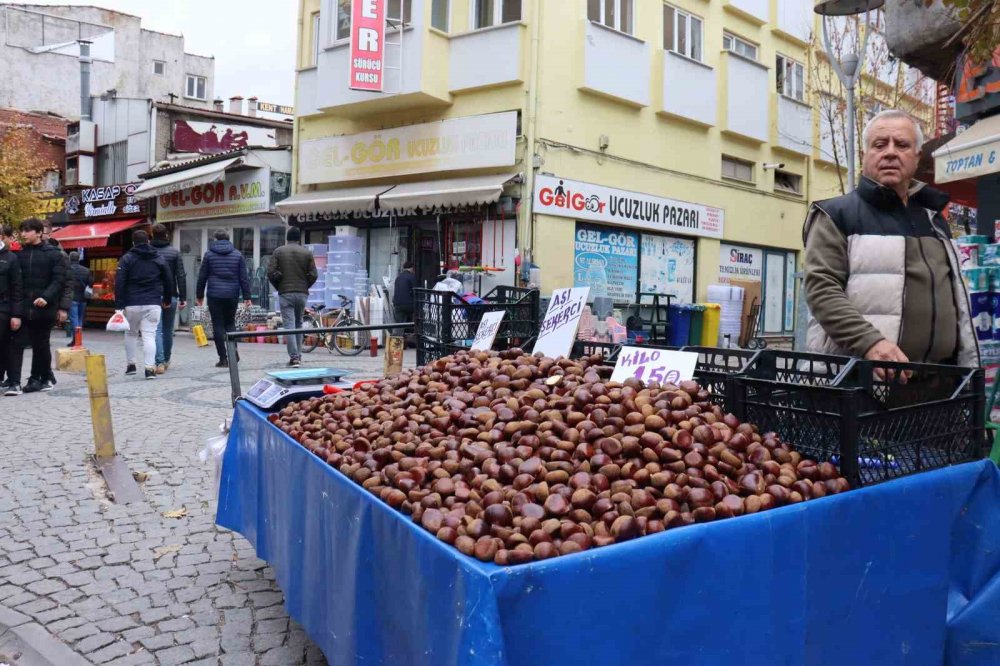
top-left (196, 299), bottom-right (204, 307)
top-left (33, 297), bottom-right (47, 308)
top-left (864, 339), bottom-right (911, 383)
top-left (10, 317), bottom-right (21, 331)
top-left (162, 302), bottom-right (171, 309)
top-left (57, 309), bottom-right (67, 324)
top-left (179, 301), bottom-right (187, 309)
top-left (243, 299), bottom-right (252, 307)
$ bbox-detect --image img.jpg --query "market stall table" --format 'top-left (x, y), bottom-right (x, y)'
top-left (217, 401), bottom-right (1000, 666)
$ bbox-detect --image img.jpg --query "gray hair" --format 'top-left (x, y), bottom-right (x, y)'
top-left (862, 110), bottom-right (924, 152)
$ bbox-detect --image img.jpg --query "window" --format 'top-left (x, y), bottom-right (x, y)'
top-left (723, 32), bottom-right (757, 61)
top-left (153, 60), bottom-right (165, 75)
top-left (185, 74), bottom-right (207, 101)
top-left (335, 0), bottom-right (350, 41)
top-left (311, 12), bottom-right (321, 65)
top-left (432, 0), bottom-right (450, 30)
top-left (32, 170), bottom-right (59, 193)
top-left (722, 155), bottom-right (754, 183)
top-left (472, 0), bottom-right (521, 29)
top-left (776, 55), bottom-right (804, 102)
top-left (588, 0), bottom-right (634, 35)
top-left (387, 0), bottom-right (413, 27)
top-left (97, 140), bottom-right (127, 186)
top-left (774, 169), bottom-right (802, 195)
top-left (663, 4), bottom-right (703, 62)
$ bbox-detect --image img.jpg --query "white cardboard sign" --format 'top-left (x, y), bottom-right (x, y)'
top-left (471, 311), bottom-right (505, 351)
top-left (533, 287), bottom-right (590, 359)
top-left (611, 346), bottom-right (699, 384)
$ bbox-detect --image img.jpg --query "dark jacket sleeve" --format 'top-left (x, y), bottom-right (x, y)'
top-left (10, 253), bottom-right (23, 318)
top-left (306, 254), bottom-right (318, 289)
top-left (85, 268), bottom-right (93, 288)
top-left (160, 258), bottom-right (175, 302)
top-left (42, 250), bottom-right (68, 307)
top-left (115, 254), bottom-right (131, 310)
top-left (266, 252), bottom-right (282, 290)
top-left (58, 253), bottom-right (72, 311)
top-left (238, 253), bottom-right (252, 300)
top-left (196, 253), bottom-right (210, 300)
top-left (173, 253), bottom-right (187, 301)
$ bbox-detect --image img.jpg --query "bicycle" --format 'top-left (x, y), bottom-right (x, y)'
top-left (300, 295), bottom-right (366, 356)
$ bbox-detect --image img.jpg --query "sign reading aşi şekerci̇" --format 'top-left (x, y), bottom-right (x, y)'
top-left (533, 287), bottom-right (590, 359)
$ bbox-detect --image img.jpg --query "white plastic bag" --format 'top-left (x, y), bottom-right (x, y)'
top-left (198, 420), bottom-right (229, 497)
top-left (106, 309), bottom-right (130, 332)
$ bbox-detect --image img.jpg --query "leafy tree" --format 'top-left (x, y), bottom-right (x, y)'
top-left (0, 125), bottom-right (47, 229)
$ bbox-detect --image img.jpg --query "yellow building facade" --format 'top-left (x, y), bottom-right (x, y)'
top-left (288, 0), bottom-right (933, 338)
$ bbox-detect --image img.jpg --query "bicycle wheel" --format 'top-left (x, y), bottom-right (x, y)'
top-left (300, 315), bottom-right (320, 354)
top-left (333, 317), bottom-right (366, 356)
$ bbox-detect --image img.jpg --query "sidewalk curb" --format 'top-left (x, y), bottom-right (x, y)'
top-left (0, 604), bottom-right (93, 666)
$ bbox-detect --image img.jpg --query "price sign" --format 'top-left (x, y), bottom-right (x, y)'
top-left (471, 311), bottom-right (505, 351)
top-left (533, 287), bottom-right (590, 359)
top-left (611, 346), bottom-right (698, 384)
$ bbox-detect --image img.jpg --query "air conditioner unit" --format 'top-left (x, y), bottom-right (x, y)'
top-left (65, 168), bottom-right (79, 187)
top-left (66, 120), bottom-right (96, 155)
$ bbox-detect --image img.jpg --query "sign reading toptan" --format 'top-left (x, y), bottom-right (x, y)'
top-left (533, 175), bottom-right (724, 239)
top-left (349, 0), bottom-right (386, 92)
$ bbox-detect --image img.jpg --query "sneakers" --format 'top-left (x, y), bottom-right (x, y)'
top-left (163, 361), bottom-right (170, 371)
top-left (155, 363), bottom-right (166, 375)
top-left (215, 358), bottom-right (229, 368)
top-left (145, 368), bottom-right (157, 380)
top-left (22, 379), bottom-right (44, 394)
top-left (125, 364), bottom-right (137, 376)
top-left (40, 380), bottom-right (54, 392)
top-left (3, 383), bottom-right (21, 396)
top-left (287, 357), bottom-right (301, 368)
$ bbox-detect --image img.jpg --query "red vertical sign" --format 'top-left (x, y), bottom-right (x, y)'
top-left (349, 0), bottom-right (386, 92)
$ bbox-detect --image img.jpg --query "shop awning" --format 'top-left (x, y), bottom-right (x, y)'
top-left (50, 218), bottom-right (144, 249)
top-left (933, 114), bottom-right (1000, 184)
top-left (274, 184), bottom-right (390, 218)
top-left (133, 157), bottom-right (243, 200)
top-left (376, 173), bottom-right (517, 211)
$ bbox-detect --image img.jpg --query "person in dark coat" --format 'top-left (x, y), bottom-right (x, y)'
top-left (67, 251), bottom-right (92, 347)
top-left (267, 227), bottom-right (317, 367)
top-left (393, 261), bottom-right (417, 345)
top-left (151, 224), bottom-right (187, 374)
top-left (0, 237), bottom-right (24, 396)
top-left (196, 230), bottom-right (252, 367)
top-left (7, 218), bottom-right (67, 394)
top-left (115, 230), bottom-right (174, 379)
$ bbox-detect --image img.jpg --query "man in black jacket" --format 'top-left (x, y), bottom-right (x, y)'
top-left (7, 218), bottom-right (67, 394)
top-left (393, 261), bottom-right (417, 345)
top-left (66, 251), bottom-right (92, 347)
top-left (151, 224), bottom-right (187, 374)
top-left (115, 229), bottom-right (173, 379)
top-left (0, 238), bottom-right (23, 396)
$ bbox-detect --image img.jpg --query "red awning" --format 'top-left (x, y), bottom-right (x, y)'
top-left (51, 218), bottom-right (144, 249)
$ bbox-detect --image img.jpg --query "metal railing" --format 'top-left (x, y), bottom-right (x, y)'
top-left (224, 322), bottom-right (413, 406)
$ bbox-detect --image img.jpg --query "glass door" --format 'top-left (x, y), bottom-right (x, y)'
top-left (177, 228), bottom-right (203, 326)
top-left (763, 251), bottom-right (786, 334)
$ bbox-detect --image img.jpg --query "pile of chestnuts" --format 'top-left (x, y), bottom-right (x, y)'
top-left (267, 349), bottom-right (850, 565)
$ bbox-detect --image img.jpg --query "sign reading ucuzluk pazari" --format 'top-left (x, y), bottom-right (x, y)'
top-left (534, 175), bottom-right (724, 239)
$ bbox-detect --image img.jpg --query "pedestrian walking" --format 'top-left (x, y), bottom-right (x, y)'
top-left (115, 229), bottom-right (174, 379)
top-left (6, 218), bottom-right (67, 394)
top-left (0, 237), bottom-right (23, 396)
top-left (266, 227), bottom-right (317, 367)
top-left (196, 230), bottom-right (252, 368)
top-left (67, 251), bottom-right (92, 347)
top-left (393, 261), bottom-right (417, 346)
top-left (151, 224), bottom-right (187, 374)
top-left (0, 224), bottom-right (20, 390)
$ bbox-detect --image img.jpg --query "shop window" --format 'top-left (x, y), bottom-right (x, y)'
top-left (97, 140), bottom-right (126, 186)
top-left (472, 0), bottom-right (521, 29)
top-left (640, 233), bottom-right (695, 304)
top-left (588, 0), bottom-right (634, 35)
top-left (722, 155), bottom-right (754, 183)
top-left (185, 74), bottom-right (207, 101)
top-left (153, 59), bottom-right (165, 75)
top-left (663, 3), bottom-right (703, 62)
top-left (432, 0), bottom-right (450, 30)
top-left (776, 54), bottom-right (805, 102)
top-left (233, 227), bottom-right (255, 268)
top-left (723, 32), bottom-right (757, 61)
top-left (774, 170), bottom-right (802, 195)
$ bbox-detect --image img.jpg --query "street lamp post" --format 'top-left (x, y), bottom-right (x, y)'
top-left (814, 0), bottom-right (885, 192)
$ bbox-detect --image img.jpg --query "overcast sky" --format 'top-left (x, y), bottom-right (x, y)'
top-left (13, 0), bottom-right (297, 109)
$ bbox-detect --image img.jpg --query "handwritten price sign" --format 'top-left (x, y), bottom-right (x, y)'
top-left (610, 346), bottom-right (698, 384)
top-left (533, 287), bottom-right (590, 359)
top-left (471, 311), bottom-right (505, 351)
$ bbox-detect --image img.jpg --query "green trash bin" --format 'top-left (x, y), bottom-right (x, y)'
top-left (687, 304), bottom-right (706, 346)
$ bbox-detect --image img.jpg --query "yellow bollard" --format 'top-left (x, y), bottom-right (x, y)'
top-left (192, 324), bottom-right (209, 347)
top-left (86, 354), bottom-right (116, 459)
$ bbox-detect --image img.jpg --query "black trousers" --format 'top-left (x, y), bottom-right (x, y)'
top-left (208, 297), bottom-right (239, 361)
top-left (7, 313), bottom-right (56, 385)
top-left (0, 313), bottom-right (12, 383)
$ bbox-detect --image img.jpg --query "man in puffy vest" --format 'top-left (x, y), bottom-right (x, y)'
top-left (115, 229), bottom-right (174, 379)
top-left (803, 109), bottom-right (978, 370)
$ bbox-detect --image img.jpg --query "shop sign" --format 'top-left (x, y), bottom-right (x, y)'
top-left (257, 101), bottom-right (294, 115)
top-left (173, 120), bottom-right (277, 154)
top-left (610, 346), bottom-right (698, 384)
top-left (718, 243), bottom-right (763, 283)
top-left (534, 287), bottom-right (590, 359)
top-left (534, 175), bottom-right (724, 239)
top-left (573, 224), bottom-right (638, 303)
top-left (299, 112), bottom-right (517, 184)
top-left (33, 197), bottom-right (64, 215)
top-left (471, 311), bottom-right (505, 351)
top-left (64, 182), bottom-right (146, 222)
top-left (156, 169), bottom-right (269, 223)
top-left (641, 234), bottom-right (695, 304)
top-left (349, 0), bottom-right (387, 92)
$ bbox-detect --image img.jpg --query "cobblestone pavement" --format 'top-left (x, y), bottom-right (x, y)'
top-left (0, 329), bottom-right (415, 665)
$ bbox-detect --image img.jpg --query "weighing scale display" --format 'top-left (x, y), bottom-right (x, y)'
top-left (244, 368), bottom-right (354, 410)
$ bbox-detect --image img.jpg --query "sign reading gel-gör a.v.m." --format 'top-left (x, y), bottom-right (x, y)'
top-left (349, 0), bottom-right (386, 92)
top-left (533, 287), bottom-right (590, 359)
top-left (610, 346), bottom-right (698, 384)
top-left (471, 311), bottom-right (505, 351)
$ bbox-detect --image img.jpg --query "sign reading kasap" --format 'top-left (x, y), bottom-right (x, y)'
top-left (610, 347), bottom-right (698, 384)
top-left (350, 0), bottom-right (386, 92)
top-left (156, 169), bottom-right (269, 223)
top-left (534, 175), bottom-right (724, 240)
top-left (533, 287), bottom-right (590, 359)
top-left (299, 112), bottom-right (517, 184)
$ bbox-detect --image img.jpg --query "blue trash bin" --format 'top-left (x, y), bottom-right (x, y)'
top-left (668, 304), bottom-right (692, 347)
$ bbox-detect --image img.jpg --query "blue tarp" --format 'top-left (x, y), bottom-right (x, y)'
top-left (217, 401), bottom-right (1000, 666)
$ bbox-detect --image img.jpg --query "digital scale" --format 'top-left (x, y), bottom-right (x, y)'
top-left (244, 368), bottom-right (355, 410)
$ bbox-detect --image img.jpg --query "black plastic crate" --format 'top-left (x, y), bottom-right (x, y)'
top-left (571, 341), bottom-right (622, 362)
top-left (731, 358), bottom-right (985, 488)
